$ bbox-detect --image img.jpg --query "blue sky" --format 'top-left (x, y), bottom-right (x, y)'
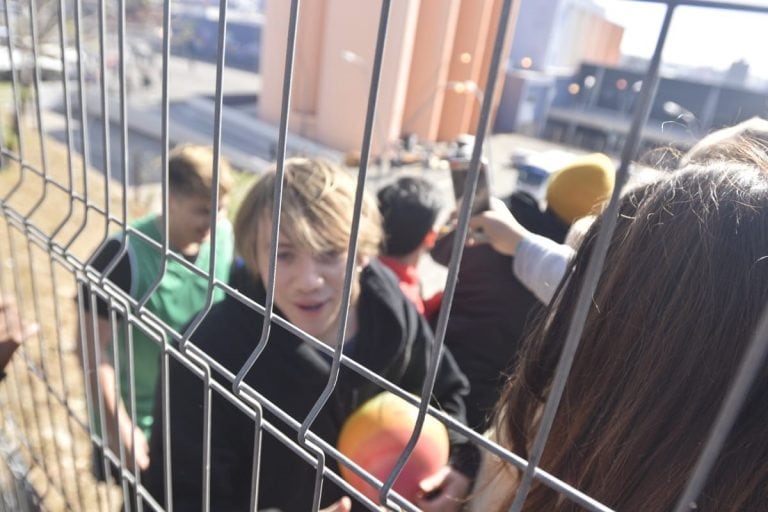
top-left (593, 1), bottom-right (768, 77)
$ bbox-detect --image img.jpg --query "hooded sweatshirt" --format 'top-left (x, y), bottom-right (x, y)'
top-left (146, 259), bottom-right (474, 511)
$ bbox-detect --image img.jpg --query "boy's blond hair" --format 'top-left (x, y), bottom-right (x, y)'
top-left (168, 143), bottom-right (233, 198)
top-left (234, 158), bottom-right (382, 280)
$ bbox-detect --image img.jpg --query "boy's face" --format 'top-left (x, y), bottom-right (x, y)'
top-left (256, 217), bottom-right (349, 344)
top-left (168, 192), bottom-right (228, 251)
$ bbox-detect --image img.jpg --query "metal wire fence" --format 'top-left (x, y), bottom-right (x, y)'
top-left (0, 0), bottom-right (766, 510)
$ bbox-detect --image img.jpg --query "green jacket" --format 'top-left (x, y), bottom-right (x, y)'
top-left (109, 214), bottom-right (234, 440)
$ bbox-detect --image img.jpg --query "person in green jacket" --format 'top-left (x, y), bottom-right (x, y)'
top-left (79, 144), bottom-right (234, 478)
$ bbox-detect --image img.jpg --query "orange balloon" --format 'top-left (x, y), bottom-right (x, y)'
top-left (337, 392), bottom-right (450, 504)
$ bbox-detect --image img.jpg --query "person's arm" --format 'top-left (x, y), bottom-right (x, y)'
top-left (513, 233), bottom-right (574, 305)
top-left (468, 198), bottom-right (575, 305)
top-left (84, 312), bottom-right (150, 470)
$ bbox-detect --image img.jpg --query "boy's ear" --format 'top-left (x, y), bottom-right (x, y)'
top-left (422, 229), bottom-right (438, 250)
top-left (357, 255), bottom-right (371, 270)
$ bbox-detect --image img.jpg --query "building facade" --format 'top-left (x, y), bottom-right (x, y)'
top-left (494, 0), bottom-right (623, 134)
top-left (258, 0), bottom-right (517, 155)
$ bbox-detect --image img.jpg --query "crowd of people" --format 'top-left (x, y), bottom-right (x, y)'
top-left (73, 116), bottom-right (768, 511)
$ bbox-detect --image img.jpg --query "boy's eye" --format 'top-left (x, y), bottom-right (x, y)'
top-left (318, 250), bottom-right (342, 263)
top-left (276, 250), bottom-right (295, 262)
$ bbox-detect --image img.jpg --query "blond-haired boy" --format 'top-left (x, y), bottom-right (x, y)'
top-left (147, 158), bottom-right (475, 511)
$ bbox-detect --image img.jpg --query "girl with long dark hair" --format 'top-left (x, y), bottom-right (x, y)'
top-left (471, 159), bottom-right (768, 511)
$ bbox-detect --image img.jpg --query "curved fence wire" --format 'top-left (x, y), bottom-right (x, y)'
top-left (0, 0), bottom-right (766, 511)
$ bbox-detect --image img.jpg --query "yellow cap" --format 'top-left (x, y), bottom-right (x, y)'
top-left (545, 153), bottom-right (615, 224)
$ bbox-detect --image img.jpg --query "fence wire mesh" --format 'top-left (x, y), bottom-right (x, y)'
top-left (0, 0), bottom-right (766, 511)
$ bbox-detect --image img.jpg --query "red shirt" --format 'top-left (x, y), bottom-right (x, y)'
top-left (378, 256), bottom-right (443, 322)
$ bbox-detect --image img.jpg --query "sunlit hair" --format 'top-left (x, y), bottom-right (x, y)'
top-left (168, 143), bottom-right (233, 198)
top-left (681, 116), bottom-right (768, 168)
top-left (494, 157), bottom-right (768, 511)
top-left (234, 158), bottom-right (382, 280)
top-left (637, 118), bottom-right (768, 171)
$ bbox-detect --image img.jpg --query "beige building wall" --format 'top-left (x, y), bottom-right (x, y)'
top-left (259, 1), bottom-right (328, 137)
top-left (438, 0), bottom-right (496, 141)
top-left (258, 0), bottom-right (288, 126)
top-left (314, 0), bottom-right (421, 154)
top-left (400, 0), bottom-right (461, 141)
top-left (470, 0), bottom-right (520, 132)
top-left (554, 8), bottom-right (624, 69)
top-left (259, 0), bottom-right (516, 154)
top-left (292, 0), bottom-right (328, 132)
top-left (603, 23), bottom-right (624, 65)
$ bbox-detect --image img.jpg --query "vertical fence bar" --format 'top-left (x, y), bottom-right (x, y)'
top-left (97, 0), bottom-right (131, 285)
top-left (0, 242), bottom-right (35, 468)
top-left (21, 0), bottom-right (51, 219)
top-left (157, 327), bottom-right (173, 512)
top-left (75, 285), bottom-right (109, 512)
top-left (381, 0), bottom-right (516, 503)
top-left (673, 306), bottom-right (768, 512)
top-left (233, 0), bottom-right (301, 388)
top-left (117, 0), bottom-right (129, 236)
top-left (21, 235), bottom-right (66, 493)
top-left (96, 0), bottom-right (112, 241)
top-left (89, 291), bottom-right (115, 512)
top-left (138, 0), bottom-right (172, 310)
top-left (308, 444), bottom-right (326, 512)
top-left (298, 0), bottom-right (392, 446)
top-left (3, 228), bottom-right (50, 479)
top-left (108, 305), bottom-right (132, 509)
top-left (124, 313), bottom-right (144, 512)
top-left (180, 0), bottom-right (230, 347)
top-left (248, 406), bottom-right (263, 512)
top-left (3, 355), bottom-right (35, 497)
top-left (1, 0), bottom-right (26, 202)
top-left (508, 5), bottom-right (677, 511)
top-left (47, 259), bottom-right (86, 510)
top-left (48, 0), bottom-right (77, 243)
top-left (196, 355), bottom-right (213, 512)
top-left (62, 0), bottom-right (92, 252)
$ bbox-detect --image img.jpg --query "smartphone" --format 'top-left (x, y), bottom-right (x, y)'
top-left (449, 157), bottom-right (492, 215)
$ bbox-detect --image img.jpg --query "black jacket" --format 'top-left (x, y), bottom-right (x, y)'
top-left (431, 191), bottom-right (568, 432)
top-left (146, 259), bottom-right (473, 511)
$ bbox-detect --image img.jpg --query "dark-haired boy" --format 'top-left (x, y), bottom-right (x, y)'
top-left (377, 176), bottom-right (444, 322)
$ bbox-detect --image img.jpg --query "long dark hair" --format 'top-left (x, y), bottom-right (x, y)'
top-left (495, 162), bottom-right (768, 511)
